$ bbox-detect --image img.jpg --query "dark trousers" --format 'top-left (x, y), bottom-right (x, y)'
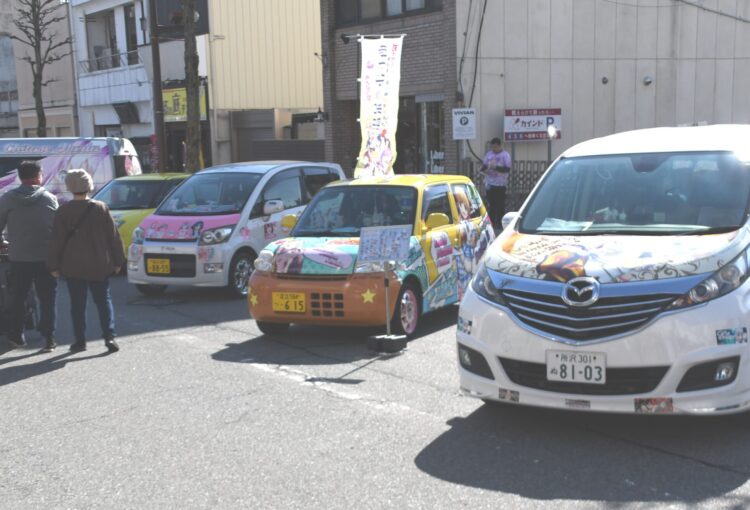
top-left (486, 185), bottom-right (507, 227)
top-left (66, 278), bottom-right (115, 343)
top-left (9, 261), bottom-right (57, 341)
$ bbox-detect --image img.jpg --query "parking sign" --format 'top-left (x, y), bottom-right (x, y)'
top-left (452, 108), bottom-right (476, 140)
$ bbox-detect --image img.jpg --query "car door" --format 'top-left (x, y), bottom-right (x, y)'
top-left (419, 183), bottom-right (461, 312)
top-left (451, 181), bottom-right (493, 299)
top-left (245, 168), bottom-right (305, 251)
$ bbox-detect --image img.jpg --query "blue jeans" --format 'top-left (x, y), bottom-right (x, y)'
top-left (9, 261), bottom-right (57, 341)
top-left (66, 278), bottom-right (115, 343)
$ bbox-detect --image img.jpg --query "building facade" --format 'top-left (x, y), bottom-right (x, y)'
top-left (322, 0), bottom-right (750, 187)
top-left (0, 1), bottom-right (18, 137)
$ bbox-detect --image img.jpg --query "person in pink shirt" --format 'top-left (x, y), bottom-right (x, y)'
top-left (481, 137), bottom-right (512, 228)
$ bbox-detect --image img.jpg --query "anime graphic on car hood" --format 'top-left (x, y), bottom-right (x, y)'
top-left (265, 237), bottom-right (361, 275)
top-left (484, 228), bottom-right (749, 283)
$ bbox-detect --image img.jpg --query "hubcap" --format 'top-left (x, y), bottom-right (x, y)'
top-left (400, 289), bottom-right (418, 334)
top-left (234, 258), bottom-right (251, 294)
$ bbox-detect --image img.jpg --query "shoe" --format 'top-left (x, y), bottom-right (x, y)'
top-left (40, 338), bottom-right (57, 353)
top-left (69, 342), bottom-right (86, 353)
top-left (105, 338), bottom-right (119, 353)
top-left (7, 335), bottom-right (27, 348)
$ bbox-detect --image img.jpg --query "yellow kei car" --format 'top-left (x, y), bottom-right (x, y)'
top-left (93, 173), bottom-right (188, 253)
top-left (248, 174), bottom-right (495, 337)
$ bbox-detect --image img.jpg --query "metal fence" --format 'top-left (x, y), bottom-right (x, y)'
top-left (463, 159), bottom-right (549, 212)
top-left (79, 50), bottom-right (141, 74)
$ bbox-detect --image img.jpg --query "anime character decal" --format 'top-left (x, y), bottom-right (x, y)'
top-left (191, 221), bottom-right (204, 239)
top-left (487, 228), bottom-right (749, 283)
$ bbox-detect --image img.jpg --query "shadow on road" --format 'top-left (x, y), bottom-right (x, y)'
top-left (212, 305), bottom-right (459, 369)
top-left (0, 350), bottom-right (112, 387)
top-left (415, 402), bottom-right (750, 504)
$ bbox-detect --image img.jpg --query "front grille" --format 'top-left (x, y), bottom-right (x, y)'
top-left (499, 357), bottom-right (669, 396)
top-left (144, 254), bottom-right (196, 277)
top-left (311, 292), bottom-right (345, 318)
top-left (501, 288), bottom-right (677, 342)
top-left (276, 274), bottom-right (348, 281)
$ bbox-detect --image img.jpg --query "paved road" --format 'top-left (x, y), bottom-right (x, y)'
top-left (2, 276), bottom-right (750, 509)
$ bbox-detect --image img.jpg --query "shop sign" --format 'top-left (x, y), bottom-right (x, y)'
top-left (504, 108), bottom-right (561, 141)
top-left (163, 87), bottom-right (208, 123)
top-left (452, 108), bottom-right (476, 140)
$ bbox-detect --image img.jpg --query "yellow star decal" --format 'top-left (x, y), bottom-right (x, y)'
top-left (250, 293), bottom-right (259, 306)
top-left (361, 289), bottom-right (376, 304)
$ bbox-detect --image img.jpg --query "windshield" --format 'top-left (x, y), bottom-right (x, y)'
top-left (519, 152), bottom-right (750, 235)
top-left (157, 172), bottom-right (261, 216)
top-left (293, 185), bottom-right (417, 237)
top-left (95, 179), bottom-right (174, 210)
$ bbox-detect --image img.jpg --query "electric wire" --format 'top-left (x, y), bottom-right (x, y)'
top-left (466, 0), bottom-right (488, 162)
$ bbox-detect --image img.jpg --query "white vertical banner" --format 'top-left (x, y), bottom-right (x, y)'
top-left (355, 35), bottom-right (404, 179)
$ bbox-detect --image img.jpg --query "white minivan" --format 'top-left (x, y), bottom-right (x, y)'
top-left (127, 161), bottom-right (345, 297)
top-left (458, 124), bottom-right (750, 415)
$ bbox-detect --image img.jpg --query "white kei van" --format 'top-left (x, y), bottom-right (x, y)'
top-left (459, 124), bottom-right (750, 415)
top-left (0, 137), bottom-right (142, 201)
top-left (127, 161), bottom-right (346, 297)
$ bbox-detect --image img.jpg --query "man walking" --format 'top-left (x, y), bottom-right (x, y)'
top-left (0, 161), bottom-right (58, 351)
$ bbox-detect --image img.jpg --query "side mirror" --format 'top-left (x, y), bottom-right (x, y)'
top-left (281, 214), bottom-right (297, 230)
top-left (501, 211), bottom-right (519, 231)
top-left (263, 199), bottom-right (284, 216)
top-left (425, 213), bottom-right (450, 230)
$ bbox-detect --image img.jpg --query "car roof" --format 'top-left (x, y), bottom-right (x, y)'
top-left (199, 161), bottom-right (340, 175)
top-left (562, 124), bottom-right (750, 159)
top-left (329, 174), bottom-right (472, 189)
top-left (113, 173), bottom-right (188, 181)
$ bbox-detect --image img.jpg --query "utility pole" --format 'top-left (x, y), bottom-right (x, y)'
top-left (149, 0), bottom-right (165, 172)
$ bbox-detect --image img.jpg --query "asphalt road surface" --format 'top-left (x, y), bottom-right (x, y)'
top-left (3, 276), bottom-right (750, 509)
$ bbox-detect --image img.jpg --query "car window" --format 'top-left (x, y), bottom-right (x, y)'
top-left (452, 183), bottom-right (483, 220)
top-left (302, 167), bottom-right (339, 204)
top-left (154, 178), bottom-right (185, 207)
top-left (252, 169), bottom-right (303, 217)
top-left (158, 172), bottom-right (261, 215)
top-left (422, 184), bottom-right (454, 223)
top-left (95, 179), bottom-right (167, 210)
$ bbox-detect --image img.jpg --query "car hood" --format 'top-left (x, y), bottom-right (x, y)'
top-left (139, 213), bottom-right (241, 241)
top-left (265, 237), bottom-right (361, 275)
top-left (485, 228), bottom-right (750, 283)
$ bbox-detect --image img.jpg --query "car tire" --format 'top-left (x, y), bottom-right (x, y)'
top-left (391, 281), bottom-right (421, 338)
top-left (257, 321), bottom-right (290, 335)
top-left (135, 284), bottom-right (168, 296)
top-left (228, 251), bottom-right (255, 298)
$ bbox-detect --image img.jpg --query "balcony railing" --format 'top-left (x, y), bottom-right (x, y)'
top-left (79, 49), bottom-right (141, 74)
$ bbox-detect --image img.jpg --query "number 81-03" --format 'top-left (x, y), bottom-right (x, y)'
top-left (560, 364), bottom-right (603, 381)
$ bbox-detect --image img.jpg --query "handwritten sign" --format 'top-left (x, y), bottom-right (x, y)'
top-left (358, 225), bottom-right (412, 263)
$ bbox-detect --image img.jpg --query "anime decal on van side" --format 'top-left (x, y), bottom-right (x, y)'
top-left (0, 138), bottom-right (142, 201)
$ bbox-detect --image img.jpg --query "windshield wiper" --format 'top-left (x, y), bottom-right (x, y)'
top-left (681, 226), bottom-right (742, 235)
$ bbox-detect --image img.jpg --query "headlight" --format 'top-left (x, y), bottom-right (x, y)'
top-left (355, 261), bottom-right (386, 273)
top-left (132, 226), bottom-right (144, 245)
top-left (199, 226), bottom-right (235, 245)
top-left (254, 250), bottom-right (274, 272)
top-left (470, 263), bottom-right (506, 305)
top-left (670, 247), bottom-right (749, 310)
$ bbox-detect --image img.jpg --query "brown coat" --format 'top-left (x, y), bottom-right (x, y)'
top-left (48, 199), bottom-right (126, 281)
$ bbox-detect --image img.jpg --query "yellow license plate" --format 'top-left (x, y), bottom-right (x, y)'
top-left (272, 292), bottom-right (306, 313)
top-left (147, 258), bottom-right (171, 274)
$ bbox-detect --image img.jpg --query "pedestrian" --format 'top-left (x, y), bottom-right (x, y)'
top-left (0, 161), bottom-right (58, 352)
top-left (480, 137), bottom-right (512, 227)
top-left (48, 169), bottom-right (126, 353)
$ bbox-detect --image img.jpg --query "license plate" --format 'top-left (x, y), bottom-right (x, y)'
top-left (272, 292), bottom-right (306, 313)
top-left (147, 258), bottom-right (171, 274)
top-left (546, 350), bottom-right (606, 384)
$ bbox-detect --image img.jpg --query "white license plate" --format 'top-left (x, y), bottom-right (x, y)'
top-left (546, 350), bottom-right (606, 384)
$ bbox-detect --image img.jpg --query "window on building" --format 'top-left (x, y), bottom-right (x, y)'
top-left (335, 0), bottom-right (442, 26)
top-left (124, 4), bottom-right (139, 65)
top-left (85, 10), bottom-right (119, 72)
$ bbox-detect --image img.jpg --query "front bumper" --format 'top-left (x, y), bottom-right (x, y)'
top-left (127, 241), bottom-right (228, 287)
top-left (457, 287), bottom-right (750, 415)
top-left (248, 272), bottom-right (401, 327)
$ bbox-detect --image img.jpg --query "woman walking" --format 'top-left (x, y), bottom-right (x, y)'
top-left (48, 169), bottom-right (126, 353)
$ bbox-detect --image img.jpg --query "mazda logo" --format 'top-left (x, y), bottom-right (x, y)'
top-left (561, 277), bottom-right (600, 307)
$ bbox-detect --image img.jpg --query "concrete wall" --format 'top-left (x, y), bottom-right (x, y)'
top-left (457, 0), bottom-right (750, 163)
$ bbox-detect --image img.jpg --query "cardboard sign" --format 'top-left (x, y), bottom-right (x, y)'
top-left (358, 225), bottom-right (412, 263)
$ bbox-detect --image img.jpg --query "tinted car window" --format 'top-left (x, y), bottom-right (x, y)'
top-left (422, 184), bottom-right (454, 223)
top-left (252, 169), bottom-right (303, 217)
top-left (302, 167), bottom-right (339, 203)
top-left (95, 180), bottom-right (167, 210)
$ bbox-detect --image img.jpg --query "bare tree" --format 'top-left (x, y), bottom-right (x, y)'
top-left (182, 0), bottom-right (201, 172)
top-left (11, 0), bottom-right (72, 138)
